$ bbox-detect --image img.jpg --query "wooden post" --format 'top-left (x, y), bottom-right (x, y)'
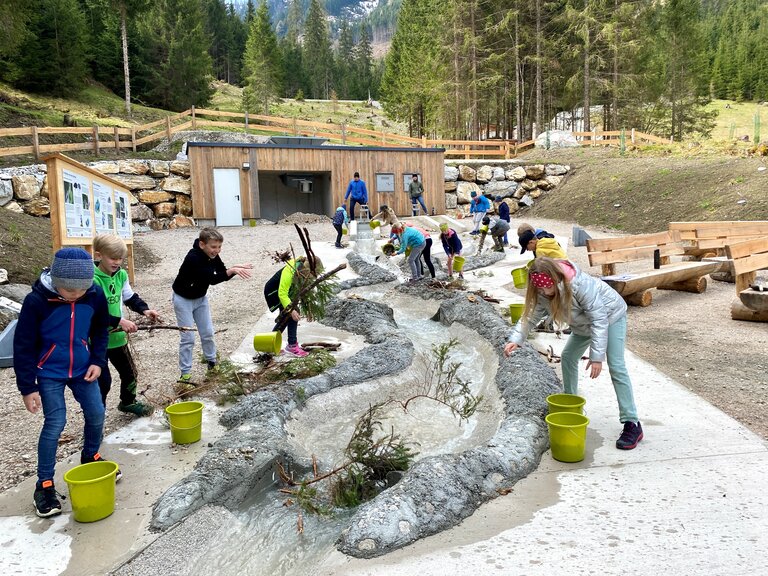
top-left (464, 144), bottom-right (470, 160)
top-left (113, 127), bottom-right (120, 155)
top-left (504, 140), bottom-right (510, 159)
top-left (31, 126), bottom-right (40, 162)
top-left (165, 116), bottom-right (172, 142)
top-left (244, 111), bottom-right (249, 132)
top-left (422, 135), bottom-right (427, 149)
top-left (93, 125), bottom-right (100, 156)
top-left (191, 106), bottom-right (196, 129)
top-left (131, 127), bottom-right (136, 153)
top-left (631, 128), bottom-right (636, 144)
top-left (592, 127), bottom-right (597, 147)
top-left (514, 141), bottom-right (518, 157)
top-left (341, 123), bottom-right (347, 144)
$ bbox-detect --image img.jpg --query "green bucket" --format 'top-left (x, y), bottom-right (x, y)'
top-left (165, 401), bottom-right (204, 445)
top-left (545, 412), bottom-right (589, 463)
top-left (509, 303), bottom-right (524, 323)
top-left (253, 331), bottom-right (282, 354)
top-left (546, 393), bottom-right (586, 415)
top-left (64, 461), bottom-right (119, 522)
top-left (511, 267), bottom-right (527, 289)
top-left (452, 255), bottom-right (466, 272)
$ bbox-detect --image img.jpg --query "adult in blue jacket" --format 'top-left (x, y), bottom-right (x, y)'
top-left (344, 172), bottom-right (368, 220)
top-left (469, 191), bottom-right (491, 234)
top-left (392, 222), bottom-right (426, 281)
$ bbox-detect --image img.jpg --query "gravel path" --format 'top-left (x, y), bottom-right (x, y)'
top-left (1, 216), bottom-right (765, 492)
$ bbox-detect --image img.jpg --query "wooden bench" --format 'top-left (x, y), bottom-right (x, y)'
top-left (724, 236), bottom-right (768, 322)
top-left (586, 230), bottom-right (724, 306)
top-left (669, 221), bottom-right (768, 260)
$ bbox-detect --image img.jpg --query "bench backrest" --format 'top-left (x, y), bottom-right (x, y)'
top-left (670, 221), bottom-right (768, 250)
top-left (587, 230), bottom-right (683, 269)
top-left (725, 236), bottom-right (768, 293)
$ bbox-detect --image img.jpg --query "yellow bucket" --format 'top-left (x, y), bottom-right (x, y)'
top-left (342, 227), bottom-right (348, 235)
top-left (509, 303), bottom-right (524, 323)
top-left (64, 461), bottom-right (119, 522)
top-left (511, 267), bottom-right (527, 289)
top-left (546, 393), bottom-right (586, 415)
top-left (165, 401), bottom-right (204, 444)
top-left (369, 220), bottom-right (381, 229)
top-left (253, 331), bottom-right (282, 354)
top-left (452, 255), bottom-right (466, 272)
top-left (545, 412), bottom-right (589, 463)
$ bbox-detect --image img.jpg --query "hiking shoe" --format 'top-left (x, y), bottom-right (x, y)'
top-left (33, 480), bottom-right (62, 518)
top-left (207, 361), bottom-right (217, 370)
top-left (178, 373), bottom-right (192, 384)
top-left (118, 401), bottom-right (154, 417)
top-left (469, 230), bottom-right (479, 236)
top-left (285, 343), bottom-right (308, 358)
top-left (616, 421), bottom-right (644, 450)
top-left (81, 452), bottom-right (123, 482)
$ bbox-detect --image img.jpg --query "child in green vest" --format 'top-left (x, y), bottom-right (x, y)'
top-left (93, 234), bottom-right (160, 416)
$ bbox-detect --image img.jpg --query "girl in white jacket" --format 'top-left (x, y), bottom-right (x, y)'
top-left (504, 257), bottom-right (643, 450)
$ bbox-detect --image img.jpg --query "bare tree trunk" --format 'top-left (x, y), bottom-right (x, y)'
top-left (470, 0), bottom-right (479, 140)
top-left (535, 0), bottom-right (542, 138)
top-left (120, 2), bottom-right (131, 117)
top-left (612, 0), bottom-right (619, 131)
top-left (583, 27), bottom-right (591, 133)
top-left (453, 12), bottom-right (462, 139)
top-left (515, 12), bottom-right (522, 141)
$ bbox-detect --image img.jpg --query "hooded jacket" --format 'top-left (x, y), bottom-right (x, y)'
top-left (172, 239), bottom-right (232, 300)
top-left (14, 272), bottom-right (110, 396)
top-left (331, 206), bottom-right (349, 226)
top-left (534, 237), bottom-right (567, 259)
top-left (344, 179), bottom-right (368, 203)
top-left (440, 229), bottom-right (463, 255)
top-left (396, 226), bottom-right (426, 254)
top-left (507, 261), bottom-right (627, 362)
top-left (470, 194), bottom-right (491, 213)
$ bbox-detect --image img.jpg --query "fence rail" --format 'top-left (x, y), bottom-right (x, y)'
top-left (0, 106), bottom-right (668, 161)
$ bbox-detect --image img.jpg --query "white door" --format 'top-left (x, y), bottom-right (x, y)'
top-left (213, 168), bottom-right (243, 226)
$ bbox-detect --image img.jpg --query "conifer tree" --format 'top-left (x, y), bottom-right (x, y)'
top-left (353, 23), bottom-right (374, 100)
top-left (242, 0), bottom-right (283, 113)
top-left (302, 0), bottom-right (332, 99)
top-left (336, 19), bottom-right (354, 99)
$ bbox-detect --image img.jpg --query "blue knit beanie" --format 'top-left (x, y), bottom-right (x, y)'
top-left (50, 247), bottom-right (93, 291)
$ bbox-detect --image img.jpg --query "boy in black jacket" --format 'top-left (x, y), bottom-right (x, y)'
top-left (172, 228), bottom-right (252, 382)
top-left (14, 248), bottom-right (111, 518)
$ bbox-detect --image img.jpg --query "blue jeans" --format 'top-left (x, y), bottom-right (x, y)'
top-left (173, 293), bottom-right (216, 375)
top-left (37, 376), bottom-right (105, 483)
top-left (411, 195), bottom-right (427, 215)
top-left (560, 316), bottom-right (639, 423)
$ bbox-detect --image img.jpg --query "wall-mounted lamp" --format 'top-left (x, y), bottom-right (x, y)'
top-left (242, 162), bottom-right (251, 171)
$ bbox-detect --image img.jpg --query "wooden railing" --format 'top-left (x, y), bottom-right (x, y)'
top-left (0, 106), bottom-right (667, 161)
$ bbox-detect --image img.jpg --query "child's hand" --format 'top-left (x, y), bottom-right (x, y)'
top-left (585, 360), bottom-right (603, 379)
top-left (23, 392), bottom-right (42, 414)
top-left (84, 364), bottom-right (102, 382)
top-left (119, 318), bottom-right (138, 333)
top-left (144, 309), bottom-right (161, 322)
top-left (503, 342), bottom-right (519, 357)
top-left (290, 310), bottom-right (300, 322)
top-left (228, 266), bottom-right (252, 279)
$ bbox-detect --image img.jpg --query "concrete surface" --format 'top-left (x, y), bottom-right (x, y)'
top-left (2, 227), bottom-right (766, 575)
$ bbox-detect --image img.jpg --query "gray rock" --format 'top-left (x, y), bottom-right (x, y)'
top-left (458, 165), bottom-right (476, 182)
top-left (445, 192), bottom-right (458, 209)
top-left (0, 178), bottom-right (13, 207)
top-left (0, 284), bottom-right (32, 303)
top-left (492, 167), bottom-right (506, 181)
top-left (535, 130), bottom-right (579, 148)
top-left (507, 166), bottom-right (527, 181)
top-left (545, 164), bottom-right (570, 176)
top-left (444, 166), bottom-right (459, 182)
top-left (131, 203), bottom-right (154, 221)
top-left (483, 180), bottom-right (518, 197)
top-left (475, 166), bottom-right (494, 184)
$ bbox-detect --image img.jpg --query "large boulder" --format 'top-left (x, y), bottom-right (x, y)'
top-left (12, 175), bottom-right (40, 201)
top-left (147, 160), bottom-right (171, 177)
top-left (21, 197), bottom-right (50, 216)
top-left (113, 174), bottom-right (156, 191)
top-left (152, 202), bottom-right (176, 219)
top-left (444, 181), bottom-right (457, 192)
top-left (445, 192), bottom-right (458, 210)
top-left (444, 166), bottom-right (459, 182)
top-left (3, 201), bottom-right (23, 214)
top-left (535, 130), bottom-right (579, 148)
top-left (161, 176), bottom-right (191, 195)
top-left (457, 165), bottom-right (476, 182)
top-left (118, 160), bottom-right (149, 175)
top-left (131, 203), bottom-right (154, 221)
top-left (176, 194), bottom-right (193, 216)
top-left (520, 178), bottom-right (538, 191)
top-left (524, 164), bottom-right (546, 180)
top-left (137, 190), bottom-right (174, 204)
top-left (90, 161), bottom-right (119, 174)
top-left (545, 164), bottom-right (570, 176)
top-left (456, 181), bottom-right (481, 204)
top-left (483, 180), bottom-right (518, 197)
top-left (169, 215), bottom-right (195, 228)
top-left (475, 165), bottom-right (494, 184)
top-left (492, 167), bottom-right (506, 181)
top-left (506, 166), bottom-right (527, 181)
top-left (170, 160), bottom-right (190, 177)
top-left (0, 177), bottom-right (13, 207)
top-left (544, 175), bottom-right (562, 187)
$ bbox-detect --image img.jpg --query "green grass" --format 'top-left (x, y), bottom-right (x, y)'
top-left (705, 99), bottom-right (766, 141)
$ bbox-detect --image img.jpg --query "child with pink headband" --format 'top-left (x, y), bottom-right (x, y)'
top-left (504, 257), bottom-right (643, 450)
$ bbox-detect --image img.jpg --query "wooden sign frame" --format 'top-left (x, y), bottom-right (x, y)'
top-left (45, 153), bottom-right (135, 282)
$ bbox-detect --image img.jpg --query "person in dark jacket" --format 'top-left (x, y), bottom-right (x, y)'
top-left (14, 248), bottom-right (111, 518)
top-left (439, 223), bottom-right (464, 279)
top-left (494, 196), bottom-right (511, 244)
top-left (482, 216), bottom-right (511, 252)
top-left (331, 204), bottom-right (349, 248)
top-left (172, 228), bottom-right (252, 382)
top-left (344, 172), bottom-right (368, 220)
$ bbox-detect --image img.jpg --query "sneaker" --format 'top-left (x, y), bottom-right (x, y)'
top-left (178, 373), bottom-right (192, 384)
top-left (285, 343), bottom-right (308, 358)
top-left (33, 480), bottom-right (62, 518)
top-left (469, 230), bottom-right (479, 236)
top-left (118, 401), bottom-right (154, 417)
top-left (207, 360), bottom-right (217, 370)
top-left (616, 421), bottom-right (644, 450)
top-left (81, 452), bottom-right (123, 482)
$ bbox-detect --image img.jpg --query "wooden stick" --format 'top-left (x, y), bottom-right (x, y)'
top-left (135, 325), bottom-right (197, 332)
top-left (625, 290), bottom-right (653, 307)
top-left (272, 263), bottom-right (347, 332)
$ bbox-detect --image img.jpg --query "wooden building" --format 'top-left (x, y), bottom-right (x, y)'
top-left (187, 139), bottom-right (446, 225)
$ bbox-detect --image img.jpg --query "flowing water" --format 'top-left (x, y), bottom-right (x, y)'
top-left (199, 288), bottom-right (503, 575)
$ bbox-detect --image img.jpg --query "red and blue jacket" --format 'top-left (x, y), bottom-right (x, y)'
top-left (14, 272), bottom-right (109, 396)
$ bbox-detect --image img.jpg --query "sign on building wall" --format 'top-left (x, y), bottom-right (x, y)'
top-left (375, 173), bottom-right (395, 193)
top-left (46, 153), bottom-right (135, 281)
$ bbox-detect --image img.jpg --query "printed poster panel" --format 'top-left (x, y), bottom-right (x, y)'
top-left (63, 169), bottom-right (92, 238)
top-left (403, 173), bottom-right (421, 193)
top-left (114, 191), bottom-right (131, 239)
top-left (375, 173), bottom-right (395, 193)
top-left (92, 181), bottom-right (115, 235)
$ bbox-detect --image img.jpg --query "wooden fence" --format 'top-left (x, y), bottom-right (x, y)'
top-left (0, 107), bottom-right (669, 161)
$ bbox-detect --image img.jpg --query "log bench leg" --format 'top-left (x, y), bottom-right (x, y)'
top-left (731, 299), bottom-right (768, 322)
top-left (657, 276), bottom-right (707, 293)
top-left (624, 290), bottom-right (653, 307)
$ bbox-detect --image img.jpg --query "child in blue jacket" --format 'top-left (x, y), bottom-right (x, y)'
top-left (392, 223), bottom-right (426, 281)
top-left (331, 204), bottom-right (349, 248)
top-left (14, 248), bottom-right (111, 518)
